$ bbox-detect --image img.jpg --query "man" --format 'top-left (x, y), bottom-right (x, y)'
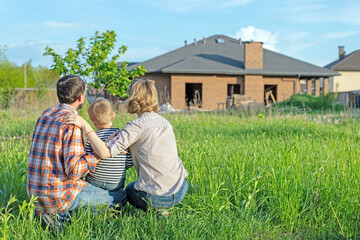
top-left (27, 75), bottom-right (126, 231)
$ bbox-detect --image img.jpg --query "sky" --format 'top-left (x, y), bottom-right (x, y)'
top-left (0, 0), bottom-right (359, 68)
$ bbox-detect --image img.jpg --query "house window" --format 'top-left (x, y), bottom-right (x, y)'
top-left (264, 85), bottom-right (277, 105)
top-left (227, 84), bottom-right (241, 96)
top-left (185, 83), bottom-right (202, 107)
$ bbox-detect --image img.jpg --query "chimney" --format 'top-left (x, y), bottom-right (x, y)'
top-left (203, 37), bottom-right (206, 44)
top-left (239, 38), bottom-right (242, 44)
top-left (339, 46), bottom-right (345, 60)
top-left (185, 40), bottom-right (187, 46)
top-left (194, 38), bottom-right (197, 46)
top-left (244, 41), bottom-right (263, 69)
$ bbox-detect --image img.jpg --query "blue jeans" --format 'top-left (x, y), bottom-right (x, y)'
top-left (87, 178), bottom-right (125, 191)
top-left (67, 182), bottom-right (127, 211)
top-left (38, 183), bottom-right (127, 231)
top-left (125, 179), bottom-right (188, 211)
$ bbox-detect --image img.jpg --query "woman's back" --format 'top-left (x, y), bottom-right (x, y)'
top-left (109, 112), bottom-right (188, 196)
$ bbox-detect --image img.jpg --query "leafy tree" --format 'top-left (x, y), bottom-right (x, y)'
top-left (0, 46), bottom-right (59, 108)
top-left (44, 30), bottom-right (146, 98)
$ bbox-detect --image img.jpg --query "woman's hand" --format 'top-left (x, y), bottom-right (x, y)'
top-left (64, 114), bottom-right (87, 129)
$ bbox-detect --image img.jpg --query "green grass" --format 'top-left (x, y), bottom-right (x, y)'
top-left (1, 108), bottom-right (360, 239)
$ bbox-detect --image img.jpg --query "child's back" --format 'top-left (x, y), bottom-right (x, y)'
top-left (85, 127), bottom-right (132, 190)
top-left (85, 98), bottom-right (133, 191)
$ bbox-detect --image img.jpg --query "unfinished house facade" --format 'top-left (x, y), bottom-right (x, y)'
top-left (129, 35), bottom-right (338, 110)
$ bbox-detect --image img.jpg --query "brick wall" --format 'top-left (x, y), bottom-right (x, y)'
top-left (323, 77), bottom-right (329, 95)
top-left (144, 73), bottom-right (171, 105)
top-left (147, 72), bottom-right (297, 110)
top-left (245, 42), bottom-right (263, 69)
top-left (263, 77), bottom-right (296, 102)
top-left (307, 79), bottom-right (312, 94)
top-left (244, 76), bottom-right (296, 103)
top-left (314, 78), bottom-right (320, 96)
top-left (244, 75), bottom-right (264, 102)
top-left (170, 74), bottom-right (244, 110)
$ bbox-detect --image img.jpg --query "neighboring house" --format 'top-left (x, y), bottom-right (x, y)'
top-left (325, 46), bottom-right (360, 107)
top-left (128, 34), bottom-right (338, 111)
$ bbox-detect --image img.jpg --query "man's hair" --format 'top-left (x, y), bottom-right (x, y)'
top-left (127, 79), bottom-right (159, 115)
top-left (88, 99), bottom-right (115, 126)
top-left (56, 75), bottom-right (86, 104)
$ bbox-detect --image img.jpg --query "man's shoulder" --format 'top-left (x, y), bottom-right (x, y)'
top-left (40, 105), bottom-right (71, 118)
top-left (36, 105), bottom-right (76, 133)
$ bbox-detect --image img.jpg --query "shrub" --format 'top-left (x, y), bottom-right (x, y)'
top-left (274, 93), bottom-right (343, 111)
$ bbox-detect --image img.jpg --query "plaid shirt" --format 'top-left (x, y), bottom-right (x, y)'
top-left (27, 103), bottom-right (97, 214)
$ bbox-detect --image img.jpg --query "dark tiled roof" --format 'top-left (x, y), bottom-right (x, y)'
top-left (325, 50), bottom-right (360, 71)
top-left (129, 34), bottom-right (338, 77)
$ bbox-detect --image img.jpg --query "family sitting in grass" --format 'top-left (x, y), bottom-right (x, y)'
top-left (26, 75), bottom-right (188, 231)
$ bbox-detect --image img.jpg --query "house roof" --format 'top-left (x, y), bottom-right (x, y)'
top-left (129, 34), bottom-right (338, 77)
top-left (325, 50), bottom-right (360, 71)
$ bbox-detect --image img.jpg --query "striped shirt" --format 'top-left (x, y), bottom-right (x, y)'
top-left (27, 103), bottom-right (97, 214)
top-left (85, 128), bottom-right (133, 184)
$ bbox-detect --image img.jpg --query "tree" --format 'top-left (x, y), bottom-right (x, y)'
top-left (44, 30), bottom-right (146, 98)
top-left (0, 46), bottom-right (59, 108)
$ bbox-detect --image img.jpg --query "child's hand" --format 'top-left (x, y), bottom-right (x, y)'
top-left (64, 114), bottom-right (87, 129)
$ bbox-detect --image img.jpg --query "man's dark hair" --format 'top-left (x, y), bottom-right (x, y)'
top-left (56, 75), bottom-right (86, 104)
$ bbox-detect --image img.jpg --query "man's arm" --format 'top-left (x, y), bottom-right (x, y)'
top-left (63, 124), bottom-right (98, 180)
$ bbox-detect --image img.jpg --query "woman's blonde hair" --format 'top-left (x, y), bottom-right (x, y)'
top-left (88, 98), bottom-right (115, 126)
top-left (127, 79), bottom-right (159, 115)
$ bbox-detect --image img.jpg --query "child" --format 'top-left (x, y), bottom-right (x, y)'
top-left (85, 98), bottom-right (133, 191)
top-left (65, 79), bottom-right (188, 211)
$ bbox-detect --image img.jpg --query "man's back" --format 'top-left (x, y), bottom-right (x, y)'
top-left (27, 103), bottom-right (96, 214)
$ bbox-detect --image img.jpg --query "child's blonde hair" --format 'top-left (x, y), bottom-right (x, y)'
top-left (88, 98), bottom-right (115, 127)
top-left (127, 79), bottom-right (159, 115)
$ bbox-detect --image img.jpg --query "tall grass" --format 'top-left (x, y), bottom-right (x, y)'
top-left (1, 108), bottom-right (360, 239)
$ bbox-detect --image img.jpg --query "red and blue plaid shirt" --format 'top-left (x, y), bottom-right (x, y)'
top-left (27, 103), bottom-right (97, 214)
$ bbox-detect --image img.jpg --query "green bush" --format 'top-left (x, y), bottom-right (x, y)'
top-left (275, 93), bottom-right (343, 111)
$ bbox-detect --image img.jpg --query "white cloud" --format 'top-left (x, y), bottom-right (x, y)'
top-left (233, 26), bottom-right (279, 51)
top-left (43, 21), bottom-right (82, 29)
top-left (323, 31), bottom-right (359, 39)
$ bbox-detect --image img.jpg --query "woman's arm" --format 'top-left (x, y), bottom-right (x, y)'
top-left (64, 114), bottom-right (111, 159)
top-left (107, 122), bottom-right (142, 157)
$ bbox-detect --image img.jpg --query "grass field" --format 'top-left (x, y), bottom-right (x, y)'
top-left (1, 108), bottom-right (360, 239)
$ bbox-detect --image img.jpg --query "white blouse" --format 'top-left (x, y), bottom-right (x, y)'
top-left (107, 112), bottom-right (188, 196)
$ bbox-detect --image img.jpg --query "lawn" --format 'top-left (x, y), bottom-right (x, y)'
top-left (1, 108), bottom-right (360, 239)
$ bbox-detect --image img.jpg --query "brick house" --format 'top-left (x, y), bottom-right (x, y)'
top-left (325, 46), bottom-right (360, 107)
top-left (129, 35), bottom-right (338, 110)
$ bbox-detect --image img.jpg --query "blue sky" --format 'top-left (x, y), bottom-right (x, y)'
top-left (0, 0), bottom-right (359, 68)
